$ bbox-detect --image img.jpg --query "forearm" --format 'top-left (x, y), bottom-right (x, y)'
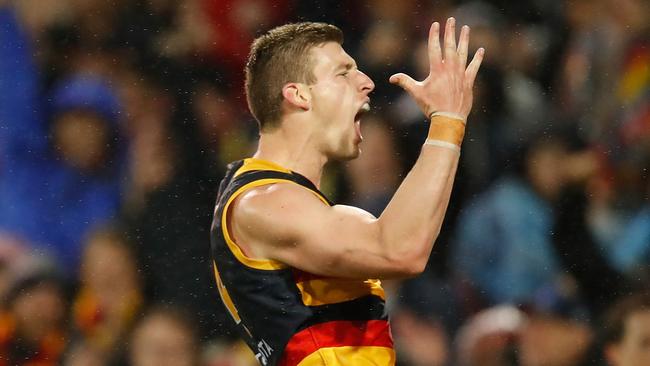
top-left (0, 6), bottom-right (46, 159)
top-left (372, 17), bottom-right (482, 274)
top-left (378, 116), bottom-right (464, 265)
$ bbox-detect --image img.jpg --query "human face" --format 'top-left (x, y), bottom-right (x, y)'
top-left (130, 315), bottom-right (196, 366)
top-left (607, 311), bottom-right (650, 366)
top-left (53, 110), bottom-right (109, 171)
top-left (81, 238), bottom-right (140, 311)
top-left (307, 42), bottom-right (375, 161)
top-left (526, 141), bottom-right (567, 201)
top-left (12, 282), bottom-right (65, 343)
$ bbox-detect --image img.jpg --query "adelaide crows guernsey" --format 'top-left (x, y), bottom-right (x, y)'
top-left (210, 158), bottom-right (395, 366)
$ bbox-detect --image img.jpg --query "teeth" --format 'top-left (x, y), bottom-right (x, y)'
top-left (355, 102), bottom-right (370, 121)
top-left (353, 101), bottom-right (371, 123)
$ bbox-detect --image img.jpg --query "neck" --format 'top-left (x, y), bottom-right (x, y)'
top-left (253, 125), bottom-right (327, 188)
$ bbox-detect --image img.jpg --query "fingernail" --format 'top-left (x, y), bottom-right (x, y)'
top-left (449, 17), bottom-right (455, 25)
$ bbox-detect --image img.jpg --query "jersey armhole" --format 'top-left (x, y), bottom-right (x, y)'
top-left (221, 178), bottom-right (329, 271)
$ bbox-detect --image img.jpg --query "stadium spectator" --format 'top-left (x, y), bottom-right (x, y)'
top-left (129, 305), bottom-right (199, 366)
top-left (120, 91), bottom-right (232, 339)
top-left (1, 0), bottom-right (649, 363)
top-left (391, 276), bottom-right (459, 366)
top-left (454, 305), bottom-right (525, 366)
top-left (0, 5), bottom-right (127, 274)
top-left (602, 292), bottom-right (650, 366)
top-left (68, 226), bottom-right (143, 363)
top-left (0, 264), bottom-right (68, 366)
top-left (452, 136), bottom-right (573, 305)
top-left (518, 310), bottom-right (593, 366)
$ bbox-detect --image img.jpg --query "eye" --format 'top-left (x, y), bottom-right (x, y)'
top-left (338, 71), bottom-right (349, 78)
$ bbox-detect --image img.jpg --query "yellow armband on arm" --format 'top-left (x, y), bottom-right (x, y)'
top-left (424, 113), bottom-right (466, 153)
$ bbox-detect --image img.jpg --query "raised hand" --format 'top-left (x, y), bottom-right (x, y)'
top-left (389, 17), bottom-right (484, 121)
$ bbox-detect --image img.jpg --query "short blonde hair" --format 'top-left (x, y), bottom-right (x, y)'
top-left (245, 22), bottom-right (343, 131)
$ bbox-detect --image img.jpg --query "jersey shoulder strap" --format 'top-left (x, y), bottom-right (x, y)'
top-left (218, 158), bottom-right (333, 207)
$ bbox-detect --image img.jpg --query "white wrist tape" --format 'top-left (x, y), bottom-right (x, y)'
top-left (429, 111), bottom-right (466, 124)
top-left (423, 138), bottom-right (461, 153)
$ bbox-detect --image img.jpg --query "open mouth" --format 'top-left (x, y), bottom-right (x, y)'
top-left (353, 102), bottom-right (370, 142)
top-left (354, 102), bottom-right (371, 122)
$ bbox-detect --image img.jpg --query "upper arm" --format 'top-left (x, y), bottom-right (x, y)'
top-left (0, 8), bottom-right (46, 159)
top-left (228, 182), bottom-right (415, 279)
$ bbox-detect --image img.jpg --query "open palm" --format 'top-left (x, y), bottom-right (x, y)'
top-left (390, 17), bottom-right (484, 121)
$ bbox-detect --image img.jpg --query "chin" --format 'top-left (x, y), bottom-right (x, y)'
top-left (327, 146), bottom-right (360, 162)
top-left (344, 149), bottom-right (361, 161)
top-left (343, 144), bottom-right (362, 161)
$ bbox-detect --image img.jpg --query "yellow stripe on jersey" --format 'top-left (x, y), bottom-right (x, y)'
top-left (297, 346), bottom-right (396, 366)
top-left (221, 175), bottom-right (330, 270)
top-left (234, 158), bottom-right (293, 177)
top-left (212, 262), bottom-right (241, 323)
top-left (295, 279), bottom-right (385, 306)
top-left (222, 178), bottom-right (291, 270)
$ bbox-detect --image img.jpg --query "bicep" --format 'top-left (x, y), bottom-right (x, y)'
top-left (279, 204), bottom-right (396, 278)
top-left (232, 184), bottom-right (404, 279)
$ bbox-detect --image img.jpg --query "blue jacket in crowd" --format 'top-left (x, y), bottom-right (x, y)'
top-left (0, 8), bottom-right (125, 274)
top-left (452, 176), bottom-right (560, 304)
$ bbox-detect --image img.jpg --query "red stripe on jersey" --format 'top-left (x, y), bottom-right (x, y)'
top-left (278, 319), bottom-right (393, 366)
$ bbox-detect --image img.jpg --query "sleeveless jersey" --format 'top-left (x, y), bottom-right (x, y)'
top-left (210, 158), bottom-right (395, 366)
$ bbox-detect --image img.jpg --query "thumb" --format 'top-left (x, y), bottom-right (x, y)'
top-left (389, 73), bottom-right (417, 93)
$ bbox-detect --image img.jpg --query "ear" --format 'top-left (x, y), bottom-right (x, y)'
top-left (281, 83), bottom-right (311, 111)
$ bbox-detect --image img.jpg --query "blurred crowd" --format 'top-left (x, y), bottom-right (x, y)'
top-left (0, 0), bottom-right (649, 365)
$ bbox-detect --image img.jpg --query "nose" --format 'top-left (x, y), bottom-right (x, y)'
top-left (357, 70), bottom-right (375, 95)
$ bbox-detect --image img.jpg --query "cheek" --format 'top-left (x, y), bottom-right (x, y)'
top-left (313, 80), bottom-right (354, 111)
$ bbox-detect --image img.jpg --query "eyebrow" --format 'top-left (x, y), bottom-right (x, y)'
top-left (335, 61), bottom-right (356, 73)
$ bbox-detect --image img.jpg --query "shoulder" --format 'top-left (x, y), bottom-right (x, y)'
top-left (230, 181), bottom-right (327, 239)
top-left (235, 181), bottom-right (320, 212)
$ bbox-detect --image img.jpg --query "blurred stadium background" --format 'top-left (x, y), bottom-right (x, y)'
top-left (0, 0), bottom-right (649, 365)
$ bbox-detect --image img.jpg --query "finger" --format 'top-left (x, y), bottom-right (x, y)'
top-left (464, 48), bottom-right (485, 90)
top-left (428, 22), bottom-right (442, 70)
top-left (457, 25), bottom-right (470, 70)
top-left (443, 17), bottom-right (457, 65)
top-left (389, 73), bottom-right (418, 94)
